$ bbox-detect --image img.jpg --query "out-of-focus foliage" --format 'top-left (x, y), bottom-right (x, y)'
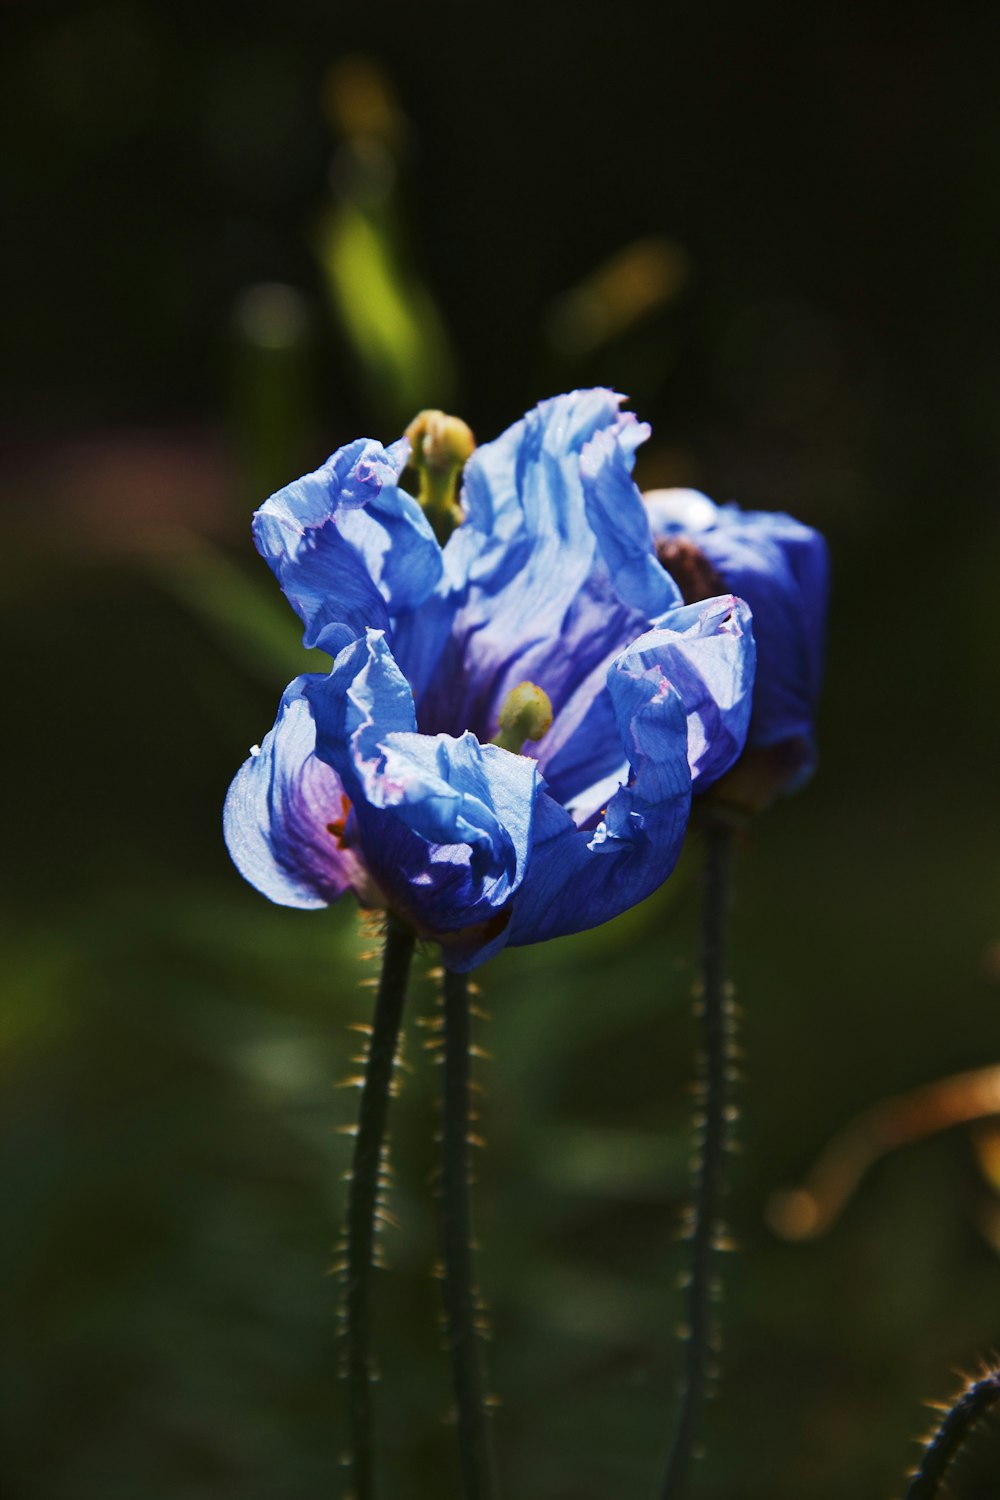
top-left (315, 58), bottom-right (457, 432)
top-left (4, 3), bottom-right (1000, 1497)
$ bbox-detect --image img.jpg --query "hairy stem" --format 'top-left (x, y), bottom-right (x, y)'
top-left (906, 1370), bottom-right (1000, 1500)
top-left (661, 818), bottom-right (736, 1500)
top-left (343, 916), bottom-right (415, 1500)
top-left (440, 967), bottom-right (501, 1500)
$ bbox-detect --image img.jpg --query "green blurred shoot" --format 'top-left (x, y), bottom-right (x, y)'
top-left (315, 58), bottom-right (457, 431)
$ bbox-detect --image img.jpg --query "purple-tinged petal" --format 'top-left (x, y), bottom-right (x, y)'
top-left (252, 436), bottom-right (442, 654)
top-left (223, 676), bottom-right (367, 910)
top-left (505, 640), bottom-right (693, 947)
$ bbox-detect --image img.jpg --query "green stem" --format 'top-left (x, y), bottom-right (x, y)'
top-left (440, 967), bottom-right (501, 1500)
top-left (661, 818), bottom-right (736, 1500)
top-left (343, 916), bottom-right (415, 1500)
top-left (906, 1371), bottom-right (1000, 1499)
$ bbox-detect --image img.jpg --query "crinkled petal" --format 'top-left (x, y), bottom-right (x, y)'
top-left (411, 390), bottom-right (671, 740)
top-left (306, 631), bottom-right (538, 952)
top-left (372, 733), bottom-right (534, 885)
top-left (580, 421), bottom-right (683, 617)
top-left (223, 676), bottom-right (363, 909)
top-left (538, 592), bottom-right (754, 819)
top-left (461, 388), bottom-right (631, 546)
top-left (315, 626), bottom-right (419, 779)
top-left (252, 436), bottom-right (442, 654)
top-left (505, 639), bottom-right (693, 947)
top-left (642, 594), bottom-right (756, 788)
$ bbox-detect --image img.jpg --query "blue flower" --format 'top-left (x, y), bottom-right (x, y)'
top-left (642, 488), bottom-right (829, 801)
top-left (224, 391), bottom-right (757, 969)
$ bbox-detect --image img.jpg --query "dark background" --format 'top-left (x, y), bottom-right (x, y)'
top-left (5, 3), bottom-right (1000, 1497)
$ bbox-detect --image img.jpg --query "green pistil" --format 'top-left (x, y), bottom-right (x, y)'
top-left (405, 408), bottom-right (475, 544)
top-left (494, 681), bottom-right (553, 754)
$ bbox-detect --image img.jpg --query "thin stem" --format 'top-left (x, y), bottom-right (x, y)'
top-left (440, 967), bottom-right (501, 1500)
top-left (343, 916), bottom-right (415, 1500)
top-left (906, 1370), bottom-right (1000, 1500)
top-left (661, 818), bottom-right (736, 1500)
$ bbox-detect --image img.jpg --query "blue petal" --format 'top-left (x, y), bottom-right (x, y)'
top-left (643, 487), bottom-right (720, 538)
top-left (537, 591), bottom-right (754, 819)
top-left (528, 608), bottom-right (628, 822)
top-left (505, 638), bottom-right (693, 947)
top-left (461, 388), bottom-right (632, 545)
top-left (314, 626), bottom-right (419, 782)
top-left (409, 390), bottom-right (672, 741)
top-left (252, 436), bottom-right (443, 654)
top-left (223, 676), bottom-right (365, 909)
top-left (642, 595), bottom-right (756, 788)
top-left (715, 506), bottom-right (828, 722)
top-left (580, 420), bottom-right (683, 617)
top-left (306, 631), bottom-right (538, 952)
top-left (645, 489), bottom-right (828, 757)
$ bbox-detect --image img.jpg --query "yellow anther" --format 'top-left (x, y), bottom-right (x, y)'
top-left (404, 408), bottom-right (475, 543)
top-left (494, 681), bottom-right (553, 754)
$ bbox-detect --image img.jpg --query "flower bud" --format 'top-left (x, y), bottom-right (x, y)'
top-left (405, 409), bottom-right (475, 543)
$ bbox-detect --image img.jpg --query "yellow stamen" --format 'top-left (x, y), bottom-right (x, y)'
top-left (494, 681), bottom-right (553, 754)
top-left (404, 408), bottom-right (475, 544)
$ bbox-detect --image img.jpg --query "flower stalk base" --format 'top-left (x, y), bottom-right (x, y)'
top-left (343, 916), bottom-right (415, 1500)
top-left (440, 967), bottom-right (501, 1500)
top-left (661, 817), bottom-right (737, 1500)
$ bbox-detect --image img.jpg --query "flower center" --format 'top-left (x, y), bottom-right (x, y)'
top-left (655, 536), bottom-right (725, 605)
top-left (325, 793), bottom-right (353, 847)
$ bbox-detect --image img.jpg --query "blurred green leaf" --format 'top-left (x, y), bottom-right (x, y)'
top-left (145, 528), bottom-right (318, 684)
top-left (317, 193), bottom-right (456, 430)
top-left (314, 58), bottom-right (457, 431)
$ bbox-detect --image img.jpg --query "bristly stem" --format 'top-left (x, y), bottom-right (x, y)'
top-left (343, 915), bottom-right (415, 1500)
top-left (906, 1370), bottom-right (1000, 1499)
top-left (661, 817), bottom-right (737, 1500)
top-left (440, 967), bottom-right (501, 1500)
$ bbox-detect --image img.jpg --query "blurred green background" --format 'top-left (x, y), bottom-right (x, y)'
top-left (5, 3), bottom-right (1000, 1497)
